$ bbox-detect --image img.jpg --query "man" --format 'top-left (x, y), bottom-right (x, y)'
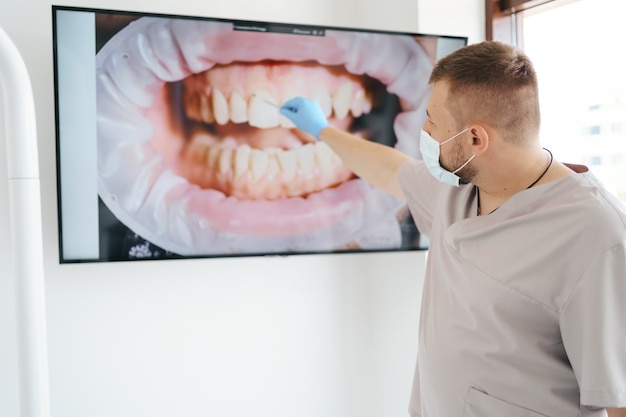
top-left (280, 41), bottom-right (626, 417)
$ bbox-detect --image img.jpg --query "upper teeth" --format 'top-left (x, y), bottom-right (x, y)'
top-left (184, 83), bottom-right (372, 128)
top-left (248, 89), bottom-right (281, 128)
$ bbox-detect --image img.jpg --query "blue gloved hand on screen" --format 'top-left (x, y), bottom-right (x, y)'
top-left (280, 97), bottom-right (329, 139)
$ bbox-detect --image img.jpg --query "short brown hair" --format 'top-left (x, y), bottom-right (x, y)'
top-left (429, 41), bottom-right (540, 144)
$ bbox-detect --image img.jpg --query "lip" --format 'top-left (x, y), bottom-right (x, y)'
top-left (96, 17), bottom-right (432, 255)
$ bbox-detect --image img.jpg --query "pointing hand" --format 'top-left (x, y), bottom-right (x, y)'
top-left (280, 96), bottom-right (329, 139)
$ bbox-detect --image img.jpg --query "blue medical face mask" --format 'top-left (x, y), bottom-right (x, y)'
top-left (419, 128), bottom-right (475, 187)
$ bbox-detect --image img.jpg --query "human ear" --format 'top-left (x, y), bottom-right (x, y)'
top-left (469, 125), bottom-right (490, 155)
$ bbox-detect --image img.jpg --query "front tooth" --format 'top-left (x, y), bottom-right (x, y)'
top-left (262, 147), bottom-right (283, 176)
top-left (279, 91), bottom-right (300, 128)
top-left (218, 147), bottom-right (233, 174)
top-left (314, 141), bottom-right (334, 174)
top-left (250, 149), bottom-right (269, 181)
top-left (229, 91), bottom-right (248, 124)
top-left (333, 82), bottom-right (353, 119)
top-left (212, 88), bottom-right (229, 125)
top-left (313, 86), bottom-right (332, 117)
top-left (277, 150), bottom-right (297, 181)
top-left (297, 144), bottom-right (316, 175)
top-left (249, 90), bottom-right (279, 128)
top-left (234, 145), bottom-right (251, 179)
top-left (263, 156), bottom-right (281, 199)
top-left (266, 155), bottom-right (280, 183)
top-left (279, 112), bottom-right (296, 129)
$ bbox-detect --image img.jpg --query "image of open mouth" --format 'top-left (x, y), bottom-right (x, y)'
top-left (95, 15), bottom-right (435, 257)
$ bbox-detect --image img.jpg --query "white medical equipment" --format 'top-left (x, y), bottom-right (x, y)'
top-left (0, 24), bottom-right (51, 417)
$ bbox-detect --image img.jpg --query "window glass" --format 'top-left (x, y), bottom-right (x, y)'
top-left (519, 0), bottom-right (626, 202)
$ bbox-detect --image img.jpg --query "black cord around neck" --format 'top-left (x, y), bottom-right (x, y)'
top-left (526, 148), bottom-right (553, 189)
top-left (477, 148), bottom-right (553, 216)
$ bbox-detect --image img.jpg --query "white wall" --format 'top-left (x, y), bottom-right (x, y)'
top-left (0, 1), bottom-right (483, 417)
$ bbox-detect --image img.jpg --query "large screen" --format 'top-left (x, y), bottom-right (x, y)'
top-left (52, 6), bottom-right (467, 263)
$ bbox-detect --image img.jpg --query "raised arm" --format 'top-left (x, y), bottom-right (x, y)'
top-left (317, 126), bottom-right (411, 200)
top-left (281, 96), bottom-right (412, 201)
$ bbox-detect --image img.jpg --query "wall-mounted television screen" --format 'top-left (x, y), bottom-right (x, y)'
top-left (52, 5), bottom-right (467, 263)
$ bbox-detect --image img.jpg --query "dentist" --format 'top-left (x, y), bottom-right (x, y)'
top-left (281, 41), bottom-right (626, 417)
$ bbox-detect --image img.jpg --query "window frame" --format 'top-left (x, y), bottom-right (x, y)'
top-left (485, 0), bottom-right (555, 42)
top-left (485, 0), bottom-right (626, 203)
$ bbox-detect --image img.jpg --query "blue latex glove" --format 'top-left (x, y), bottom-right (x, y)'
top-left (280, 97), bottom-right (329, 139)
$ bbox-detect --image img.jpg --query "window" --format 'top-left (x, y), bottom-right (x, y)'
top-left (487, 0), bottom-right (626, 202)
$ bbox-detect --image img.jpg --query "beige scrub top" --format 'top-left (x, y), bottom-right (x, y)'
top-left (398, 160), bottom-right (626, 417)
